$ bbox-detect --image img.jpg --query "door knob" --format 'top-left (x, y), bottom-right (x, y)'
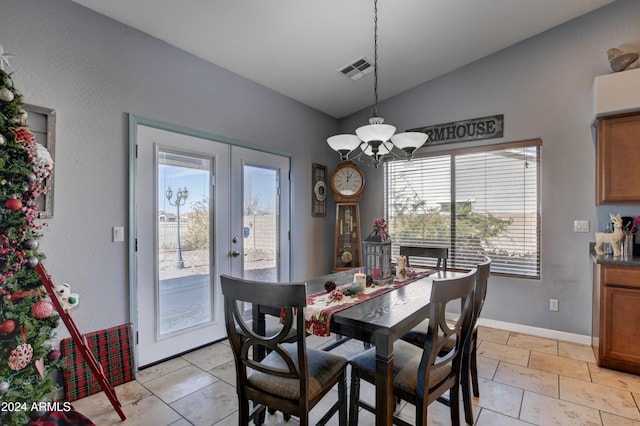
top-left (231, 250), bottom-right (241, 257)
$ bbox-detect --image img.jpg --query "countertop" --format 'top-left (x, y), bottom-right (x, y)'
top-left (590, 242), bottom-right (640, 266)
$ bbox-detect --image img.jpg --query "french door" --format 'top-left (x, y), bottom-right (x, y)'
top-left (132, 119), bottom-right (290, 367)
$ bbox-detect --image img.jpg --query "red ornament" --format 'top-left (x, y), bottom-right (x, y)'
top-left (47, 348), bottom-right (61, 361)
top-left (31, 300), bottom-right (54, 319)
top-left (0, 319), bottom-right (16, 334)
top-left (5, 198), bottom-right (22, 211)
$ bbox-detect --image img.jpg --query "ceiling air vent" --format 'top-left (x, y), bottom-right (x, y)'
top-left (339, 57), bottom-right (373, 80)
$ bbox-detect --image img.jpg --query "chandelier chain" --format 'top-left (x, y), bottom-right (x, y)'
top-left (373, 0), bottom-right (379, 118)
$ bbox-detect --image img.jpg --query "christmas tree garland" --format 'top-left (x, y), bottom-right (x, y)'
top-left (0, 46), bottom-right (60, 425)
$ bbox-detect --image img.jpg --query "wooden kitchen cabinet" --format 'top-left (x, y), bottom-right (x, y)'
top-left (596, 111), bottom-right (640, 204)
top-left (593, 263), bottom-right (640, 374)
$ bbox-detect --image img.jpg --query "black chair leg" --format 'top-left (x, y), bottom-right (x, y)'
top-left (338, 372), bottom-right (347, 425)
top-left (349, 372), bottom-right (360, 426)
top-left (461, 368), bottom-right (473, 425)
top-left (471, 344), bottom-right (480, 397)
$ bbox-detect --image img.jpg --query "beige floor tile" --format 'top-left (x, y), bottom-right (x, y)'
top-left (396, 397), bottom-right (470, 425)
top-left (560, 376), bottom-right (640, 421)
top-left (307, 332), bottom-right (337, 349)
top-left (143, 364), bottom-right (219, 404)
top-left (477, 355), bottom-right (500, 380)
top-left (520, 390), bottom-right (601, 426)
top-left (558, 341), bottom-right (597, 363)
top-left (477, 340), bottom-right (530, 366)
top-left (136, 357), bottom-right (191, 384)
top-left (71, 380), bottom-right (150, 419)
top-left (493, 362), bottom-right (559, 397)
top-left (477, 326), bottom-right (510, 344)
top-left (171, 380), bottom-right (237, 426)
top-left (589, 362), bottom-right (640, 393)
top-left (210, 359), bottom-right (237, 386)
top-left (602, 411), bottom-right (640, 425)
top-left (89, 394), bottom-right (182, 426)
top-left (528, 351), bottom-right (590, 381)
top-left (69, 334), bottom-right (640, 426)
top-left (476, 408), bottom-right (533, 426)
top-left (181, 341), bottom-right (234, 370)
top-left (169, 419), bottom-right (195, 426)
top-left (472, 377), bottom-right (523, 418)
top-left (507, 332), bottom-right (558, 355)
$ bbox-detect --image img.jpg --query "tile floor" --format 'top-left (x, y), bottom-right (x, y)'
top-left (72, 326), bottom-right (640, 425)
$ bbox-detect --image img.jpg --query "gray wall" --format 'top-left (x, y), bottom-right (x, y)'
top-left (2, 0), bottom-right (639, 338)
top-left (1, 0), bottom-right (339, 335)
top-left (348, 0), bottom-right (640, 336)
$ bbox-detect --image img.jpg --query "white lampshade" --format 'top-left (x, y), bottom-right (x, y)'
top-left (355, 123), bottom-right (396, 143)
top-left (390, 132), bottom-right (429, 150)
top-left (327, 134), bottom-right (362, 152)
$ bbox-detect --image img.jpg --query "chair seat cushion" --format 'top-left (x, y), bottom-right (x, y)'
top-left (350, 340), bottom-right (451, 395)
top-left (402, 319), bottom-right (457, 356)
top-left (248, 343), bottom-right (348, 401)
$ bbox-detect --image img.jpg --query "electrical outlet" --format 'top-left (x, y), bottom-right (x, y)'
top-left (573, 220), bottom-right (590, 232)
top-left (549, 298), bottom-right (559, 311)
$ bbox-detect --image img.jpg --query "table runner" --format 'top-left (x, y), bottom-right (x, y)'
top-left (297, 270), bottom-right (435, 337)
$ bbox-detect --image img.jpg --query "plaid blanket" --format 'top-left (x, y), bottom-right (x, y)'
top-left (27, 409), bottom-right (95, 425)
top-left (60, 323), bottom-right (135, 401)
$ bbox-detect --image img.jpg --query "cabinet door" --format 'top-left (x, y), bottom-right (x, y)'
top-left (597, 112), bottom-right (640, 204)
top-left (601, 285), bottom-right (640, 370)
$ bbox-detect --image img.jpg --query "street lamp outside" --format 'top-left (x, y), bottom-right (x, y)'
top-left (166, 186), bottom-right (188, 269)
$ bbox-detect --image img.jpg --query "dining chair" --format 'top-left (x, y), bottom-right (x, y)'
top-left (220, 274), bottom-right (348, 426)
top-left (400, 245), bottom-right (448, 272)
top-left (460, 257), bottom-right (491, 424)
top-left (399, 257), bottom-right (491, 425)
top-left (348, 269), bottom-right (477, 426)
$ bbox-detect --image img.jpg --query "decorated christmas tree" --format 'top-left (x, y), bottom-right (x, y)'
top-left (0, 45), bottom-right (59, 425)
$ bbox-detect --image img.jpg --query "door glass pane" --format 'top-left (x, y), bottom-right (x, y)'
top-left (243, 164), bottom-right (279, 282)
top-left (157, 150), bottom-right (212, 335)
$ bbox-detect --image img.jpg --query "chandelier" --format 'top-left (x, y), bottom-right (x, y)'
top-left (327, 0), bottom-right (428, 168)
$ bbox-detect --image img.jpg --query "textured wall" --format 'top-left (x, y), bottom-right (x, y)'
top-left (0, 0), bottom-right (339, 337)
top-left (347, 0), bottom-right (640, 336)
top-left (2, 0), bottom-right (639, 339)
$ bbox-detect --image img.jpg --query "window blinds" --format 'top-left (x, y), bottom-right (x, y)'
top-left (385, 140), bottom-right (540, 278)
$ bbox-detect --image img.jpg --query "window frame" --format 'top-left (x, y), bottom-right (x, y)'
top-left (384, 139), bottom-right (541, 279)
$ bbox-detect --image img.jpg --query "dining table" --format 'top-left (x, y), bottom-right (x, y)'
top-left (254, 268), bottom-right (469, 426)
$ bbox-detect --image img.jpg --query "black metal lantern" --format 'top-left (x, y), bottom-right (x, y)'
top-left (363, 225), bottom-right (392, 284)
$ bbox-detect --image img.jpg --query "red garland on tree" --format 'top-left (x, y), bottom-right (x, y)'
top-left (0, 45), bottom-right (59, 425)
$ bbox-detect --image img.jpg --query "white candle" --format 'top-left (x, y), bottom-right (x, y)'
top-left (354, 272), bottom-right (366, 291)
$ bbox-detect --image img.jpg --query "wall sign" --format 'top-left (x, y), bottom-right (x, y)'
top-left (407, 114), bottom-right (503, 146)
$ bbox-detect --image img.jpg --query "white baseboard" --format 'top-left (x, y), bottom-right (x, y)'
top-left (478, 318), bottom-right (592, 345)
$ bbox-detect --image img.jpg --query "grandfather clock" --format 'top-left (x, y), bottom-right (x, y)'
top-left (330, 161), bottom-right (365, 272)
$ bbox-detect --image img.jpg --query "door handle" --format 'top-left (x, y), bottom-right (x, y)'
top-left (231, 250), bottom-right (242, 257)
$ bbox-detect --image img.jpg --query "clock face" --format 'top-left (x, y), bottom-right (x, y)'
top-left (332, 164), bottom-right (364, 196)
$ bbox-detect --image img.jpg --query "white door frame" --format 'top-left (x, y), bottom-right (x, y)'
top-left (128, 115), bottom-right (292, 368)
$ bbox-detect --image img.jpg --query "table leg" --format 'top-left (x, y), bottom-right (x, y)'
top-left (375, 335), bottom-right (394, 426)
top-left (252, 304), bottom-right (266, 361)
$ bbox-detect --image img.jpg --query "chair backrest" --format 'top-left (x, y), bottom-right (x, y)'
top-left (400, 245), bottom-right (448, 272)
top-left (473, 257), bottom-right (491, 326)
top-left (417, 269), bottom-right (476, 404)
top-left (219, 274), bottom-right (310, 401)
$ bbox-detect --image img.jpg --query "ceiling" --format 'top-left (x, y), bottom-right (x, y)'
top-left (70, 0), bottom-right (614, 119)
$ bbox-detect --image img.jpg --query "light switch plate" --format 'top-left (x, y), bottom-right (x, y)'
top-left (112, 226), bottom-right (125, 242)
top-left (573, 220), bottom-right (590, 232)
